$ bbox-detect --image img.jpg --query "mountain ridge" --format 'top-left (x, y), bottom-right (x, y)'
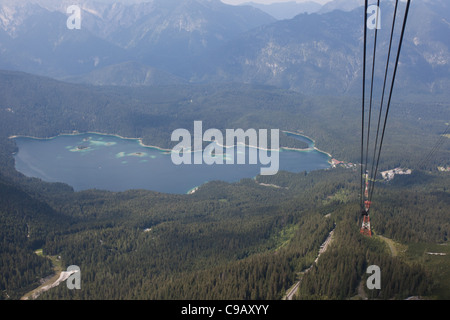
top-left (0, 0), bottom-right (449, 95)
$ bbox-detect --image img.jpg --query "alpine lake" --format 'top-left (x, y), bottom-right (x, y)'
top-left (12, 132), bottom-right (331, 194)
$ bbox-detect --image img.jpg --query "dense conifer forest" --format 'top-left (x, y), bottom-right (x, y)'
top-left (0, 71), bottom-right (449, 300)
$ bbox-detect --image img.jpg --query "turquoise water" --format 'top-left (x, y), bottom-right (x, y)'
top-left (13, 132), bottom-right (330, 194)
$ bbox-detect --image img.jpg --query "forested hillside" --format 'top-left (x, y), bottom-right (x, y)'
top-left (0, 70), bottom-right (449, 300)
top-left (1, 71), bottom-right (448, 170)
top-left (1, 163), bottom-right (448, 300)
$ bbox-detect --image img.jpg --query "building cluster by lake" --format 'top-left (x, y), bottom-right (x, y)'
top-left (330, 159), bottom-right (414, 183)
top-left (331, 158), bottom-right (357, 169)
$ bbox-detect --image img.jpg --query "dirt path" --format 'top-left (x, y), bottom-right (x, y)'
top-left (356, 278), bottom-right (368, 300)
top-left (378, 235), bottom-right (398, 257)
top-left (21, 253), bottom-right (64, 300)
top-left (351, 235), bottom-right (400, 300)
top-left (21, 271), bottom-right (62, 300)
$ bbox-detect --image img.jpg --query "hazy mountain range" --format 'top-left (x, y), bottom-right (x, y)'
top-left (0, 0), bottom-right (274, 78)
top-left (0, 0), bottom-right (449, 95)
top-left (196, 0), bottom-right (450, 95)
top-left (240, 1), bottom-right (323, 20)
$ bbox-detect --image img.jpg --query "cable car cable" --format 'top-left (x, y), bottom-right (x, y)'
top-left (360, 0), bottom-right (369, 211)
top-left (369, 0), bottom-right (411, 204)
top-left (368, 0), bottom-right (399, 195)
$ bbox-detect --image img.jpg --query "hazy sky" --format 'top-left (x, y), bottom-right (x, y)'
top-left (221, 0), bottom-right (333, 5)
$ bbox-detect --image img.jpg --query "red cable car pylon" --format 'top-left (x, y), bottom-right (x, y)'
top-left (361, 171), bottom-right (372, 237)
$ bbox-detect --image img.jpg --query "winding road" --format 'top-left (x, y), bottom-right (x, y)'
top-left (284, 228), bottom-right (335, 300)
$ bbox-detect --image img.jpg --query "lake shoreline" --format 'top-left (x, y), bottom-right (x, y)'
top-left (9, 131), bottom-right (173, 153)
top-left (11, 131), bottom-right (333, 194)
top-left (282, 130), bottom-right (333, 160)
top-left (9, 130), bottom-right (333, 162)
